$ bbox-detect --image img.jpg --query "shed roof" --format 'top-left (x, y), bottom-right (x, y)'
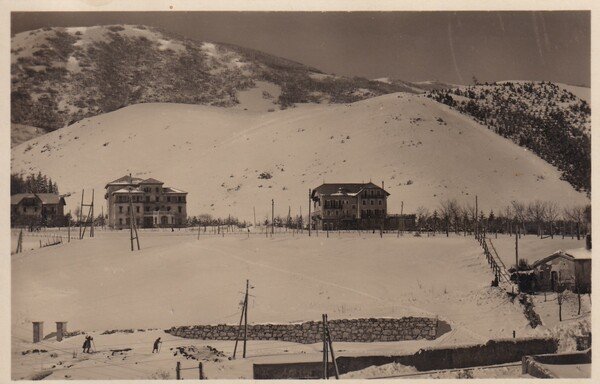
top-left (532, 251), bottom-right (575, 269)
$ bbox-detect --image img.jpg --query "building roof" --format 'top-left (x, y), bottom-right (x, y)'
top-left (11, 193), bottom-right (65, 205)
top-left (563, 247), bottom-right (592, 260)
top-left (112, 187), bottom-right (144, 194)
top-left (532, 251), bottom-right (575, 269)
top-left (36, 193), bottom-right (66, 205)
top-left (312, 182), bottom-right (389, 197)
top-left (163, 187), bottom-right (187, 194)
top-left (105, 175), bottom-right (144, 188)
top-left (11, 193), bottom-right (36, 205)
top-left (139, 178), bottom-right (164, 185)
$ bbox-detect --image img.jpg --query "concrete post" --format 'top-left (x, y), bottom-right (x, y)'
top-left (33, 322), bottom-right (43, 343)
top-left (56, 321), bottom-right (67, 342)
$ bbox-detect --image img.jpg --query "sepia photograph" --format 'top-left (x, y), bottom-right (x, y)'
top-left (5, 2), bottom-right (594, 380)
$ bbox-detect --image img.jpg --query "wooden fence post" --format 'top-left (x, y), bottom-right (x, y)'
top-left (176, 361), bottom-right (181, 380)
top-left (198, 362), bottom-right (204, 379)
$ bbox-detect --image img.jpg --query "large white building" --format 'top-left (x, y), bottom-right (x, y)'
top-left (105, 175), bottom-right (188, 229)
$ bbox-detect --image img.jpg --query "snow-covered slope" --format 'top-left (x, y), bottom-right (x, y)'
top-left (11, 92), bottom-right (588, 219)
top-left (428, 81), bottom-right (591, 193)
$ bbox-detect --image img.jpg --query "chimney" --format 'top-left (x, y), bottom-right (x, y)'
top-left (56, 321), bottom-right (67, 342)
top-left (382, 180), bottom-right (384, 190)
top-left (33, 322), bottom-right (43, 343)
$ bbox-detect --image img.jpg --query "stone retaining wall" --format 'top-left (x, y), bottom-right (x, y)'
top-left (166, 317), bottom-right (441, 344)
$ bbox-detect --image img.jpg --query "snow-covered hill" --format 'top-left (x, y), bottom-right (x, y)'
top-left (11, 24), bottom-right (420, 144)
top-left (428, 81), bottom-right (591, 193)
top-left (11, 92), bottom-right (589, 220)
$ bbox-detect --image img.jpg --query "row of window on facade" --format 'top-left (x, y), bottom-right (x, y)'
top-left (19, 206), bottom-right (57, 213)
top-left (115, 195), bottom-right (186, 203)
top-left (363, 189), bottom-right (385, 197)
top-left (322, 199), bottom-right (383, 208)
top-left (118, 205), bottom-right (183, 213)
top-left (118, 217), bottom-right (176, 225)
top-left (325, 209), bottom-right (385, 217)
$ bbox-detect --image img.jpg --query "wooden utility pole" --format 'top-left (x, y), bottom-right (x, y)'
top-left (80, 189), bottom-right (95, 239)
top-left (308, 189), bottom-right (312, 237)
top-left (271, 199), bottom-right (275, 235)
top-left (243, 279), bottom-right (249, 358)
top-left (397, 201), bottom-right (404, 238)
top-left (68, 211), bottom-right (71, 242)
top-left (322, 314), bottom-right (339, 379)
top-left (90, 189), bottom-right (95, 238)
top-left (233, 279), bottom-right (250, 359)
top-left (127, 174), bottom-right (140, 251)
top-left (79, 190), bottom-right (84, 239)
top-left (16, 229), bottom-right (23, 254)
top-left (475, 195), bottom-right (478, 237)
top-left (322, 314), bottom-right (328, 379)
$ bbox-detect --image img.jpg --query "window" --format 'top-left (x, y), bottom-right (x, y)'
top-left (362, 200), bottom-right (366, 205)
top-left (155, 187), bottom-right (159, 192)
top-left (145, 196), bottom-right (150, 203)
top-left (155, 196), bottom-right (159, 202)
top-left (126, 218), bottom-right (130, 225)
top-left (119, 218), bottom-right (123, 225)
top-left (178, 206), bottom-right (182, 213)
top-left (379, 200), bottom-right (382, 205)
top-left (119, 206), bottom-right (123, 213)
top-left (167, 197), bottom-right (171, 202)
top-left (136, 206), bottom-right (140, 213)
top-left (167, 207), bottom-right (171, 211)
top-left (370, 200), bottom-right (374, 205)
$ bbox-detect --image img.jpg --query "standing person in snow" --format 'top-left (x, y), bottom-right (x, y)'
top-left (82, 336), bottom-right (90, 353)
top-left (152, 337), bottom-right (162, 353)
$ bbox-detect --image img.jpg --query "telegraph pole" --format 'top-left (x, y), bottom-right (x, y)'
top-left (475, 195), bottom-right (479, 237)
top-left (308, 189), bottom-right (312, 237)
top-left (243, 279), bottom-right (249, 358)
top-left (271, 199), bottom-right (275, 235)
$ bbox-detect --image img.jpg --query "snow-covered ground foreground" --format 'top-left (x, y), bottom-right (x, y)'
top-left (11, 231), bottom-right (590, 379)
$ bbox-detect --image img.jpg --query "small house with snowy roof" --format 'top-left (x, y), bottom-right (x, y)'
top-left (11, 193), bottom-right (66, 227)
top-left (531, 247), bottom-right (591, 293)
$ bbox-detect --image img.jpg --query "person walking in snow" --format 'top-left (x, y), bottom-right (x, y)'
top-left (152, 337), bottom-right (162, 353)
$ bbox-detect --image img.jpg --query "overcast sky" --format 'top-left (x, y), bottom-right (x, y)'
top-left (11, 11), bottom-right (590, 86)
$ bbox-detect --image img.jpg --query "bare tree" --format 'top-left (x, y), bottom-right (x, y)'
top-left (511, 200), bottom-right (526, 236)
top-left (545, 202), bottom-right (559, 239)
top-left (415, 206), bottom-right (429, 234)
top-left (564, 206), bottom-right (586, 240)
top-left (439, 199), bottom-right (460, 236)
top-left (526, 200), bottom-right (547, 237)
